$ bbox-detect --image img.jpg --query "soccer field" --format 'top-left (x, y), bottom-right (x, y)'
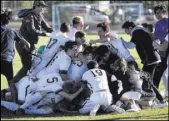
top-left (1, 34), bottom-right (168, 120)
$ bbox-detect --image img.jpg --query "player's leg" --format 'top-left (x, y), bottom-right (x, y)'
top-left (25, 105), bottom-right (53, 114)
top-left (1, 100), bottom-right (19, 111)
top-left (79, 99), bottom-right (96, 114)
top-left (17, 76), bottom-right (31, 103)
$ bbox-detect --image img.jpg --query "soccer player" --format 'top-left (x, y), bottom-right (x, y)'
top-left (67, 16), bottom-right (84, 41)
top-left (89, 22), bottom-right (135, 62)
top-left (1, 81), bottom-right (84, 115)
top-left (68, 31), bottom-right (87, 81)
top-left (79, 61), bottom-right (112, 115)
top-left (28, 22), bottom-right (70, 77)
top-left (16, 41), bottom-right (78, 102)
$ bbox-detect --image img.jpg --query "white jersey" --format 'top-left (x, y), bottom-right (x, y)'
top-left (68, 60), bottom-right (87, 81)
top-left (30, 73), bottom-right (63, 92)
top-left (67, 27), bottom-right (77, 41)
top-left (108, 33), bottom-right (133, 60)
top-left (36, 50), bottom-right (71, 77)
top-left (82, 68), bottom-right (110, 93)
top-left (28, 32), bottom-right (69, 77)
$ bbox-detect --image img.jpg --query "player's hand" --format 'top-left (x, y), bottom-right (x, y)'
top-left (22, 42), bottom-right (31, 53)
top-left (153, 39), bottom-right (160, 49)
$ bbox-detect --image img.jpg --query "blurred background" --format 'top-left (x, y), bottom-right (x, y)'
top-left (1, 0), bottom-right (168, 34)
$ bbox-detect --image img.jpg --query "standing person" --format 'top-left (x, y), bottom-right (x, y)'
top-left (89, 22), bottom-right (135, 62)
top-left (67, 16), bottom-right (84, 41)
top-left (121, 21), bottom-right (167, 105)
top-left (153, 5), bottom-right (168, 89)
top-left (14, 0), bottom-right (53, 83)
top-left (153, 32), bottom-right (169, 97)
top-left (1, 9), bottom-right (30, 103)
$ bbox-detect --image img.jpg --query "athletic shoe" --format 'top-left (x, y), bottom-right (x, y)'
top-left (106, 105), bottom-right (126, 114)
top-left (126, 99), bottom-right (141, 112)
top-left (90, 104), bottom-right (100, 116)
top-left (151, 100), bottom-right (168, 109)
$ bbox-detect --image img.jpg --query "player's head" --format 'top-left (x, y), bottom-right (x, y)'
top-left (1, 9), bottom-right (12, 25)
top-left (64, 41), bottom-right (78, 58)
top-left (154, 5), bottom-right (167, 20)
top-left (75, 31), bottom-right (86, 45)
top-left (33, 1), bottom-right (48, 14)
top-left (72, 16), bottom-right (84, 31)
top-left (83, 46), bottom-right (96, 61)
top-left (122, 21), bottom-right (136, 35)
top-left (60, 22), bottom-right (70, 33)
top-left (93, 45), bottom-right (110, 61)
top-left (142, 23), bottom-right (154, 33)
top-left (62, 81), bottom-right (81, 94)
top-left (87, 60), bottom-right (99, 70)
top-left (97, 22), bottom-right (110, 38)
top-left (110, 59), bottom-right (127, 73)
top-left (127, 61), bottom-right (140, 71)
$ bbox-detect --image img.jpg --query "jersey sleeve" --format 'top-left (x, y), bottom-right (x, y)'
top-left (59, 58), bottom-right (71, 72)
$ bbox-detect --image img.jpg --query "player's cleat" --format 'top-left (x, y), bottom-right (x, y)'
top-left (106, 105), bottom-right (126, 114)
top-left (126, 99), bottom-right (141, 112)
top-left (90, 104), bottom-right (100, 116)
top-left (15, 108), bottom-right (25, 115)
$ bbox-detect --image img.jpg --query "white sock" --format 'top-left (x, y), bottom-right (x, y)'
top-left (20, 92), bottom-right (42, 110)
top-left (1, 100), bottom-right (19, 111)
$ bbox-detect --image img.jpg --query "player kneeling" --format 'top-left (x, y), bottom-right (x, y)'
top-left (79, 61), bottom-right (113, 115)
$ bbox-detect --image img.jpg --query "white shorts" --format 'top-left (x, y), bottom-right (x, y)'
top-left (79, 91), bottom-right (112, 114)
top-left (122, 91), bottom-right (141, 100)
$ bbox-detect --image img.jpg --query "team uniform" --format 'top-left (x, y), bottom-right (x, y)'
top-left (68, 60), bottom-right (87, 81)
top-left (67, 27), bottom-right (77, 41)
top-left (102, 33), bottom-right (135, 62)
top-left (79, 68), bottom-right (112, 114)
top-left (17, 50), bottom-right (71, 102)
top-left (28, 31), bottom-right (69, 77)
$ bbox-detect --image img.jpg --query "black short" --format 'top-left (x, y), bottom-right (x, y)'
top-left (1, 60), bottom-right (13, 82)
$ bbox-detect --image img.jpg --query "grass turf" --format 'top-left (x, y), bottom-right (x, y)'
top-left (1, 34), bottom-right (168, 120)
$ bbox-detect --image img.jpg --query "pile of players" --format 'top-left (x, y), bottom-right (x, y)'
top-left (1, 15), bottom-right (168, 116)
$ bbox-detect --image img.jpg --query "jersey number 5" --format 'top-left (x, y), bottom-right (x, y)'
top-left (47, 77), bottom-right (58, 83)
top-left (46, 38), bottom-right (58, 49)
top-left (91, 69), bottom-right (103, 77)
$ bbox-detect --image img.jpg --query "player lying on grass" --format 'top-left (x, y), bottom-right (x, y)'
top-left (89, 22), bottom-right (135, 62)
top-left (1, 81), bottom-right (85, 115)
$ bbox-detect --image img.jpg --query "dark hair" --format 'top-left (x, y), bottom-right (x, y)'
top-left (97, 22), bottom-right (110, 32)
top-left (83, 45), bottom-right (95, 55)
top-left (142, 23), bottom-right (154, 33)
top-left (75, 31), bottom-right (85, 39)
top-left (72, 16), bottom-right (82, 26)
top-left (87, 60), bottom-right (99, 69)
top-left (1, 9), bottom-right (12, 25)
top-left (93, 45), bottom-right (109, 56)
top-left (60, 22), bottom-right (70, 33)
top-left (122, 21), bottom-right (136, 29)
top-left (154, 5), bottom-right (167, 14)
top-left (64, 41), bottom-right (77, 52)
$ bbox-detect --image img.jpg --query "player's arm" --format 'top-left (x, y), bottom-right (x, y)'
top-left (58, 86), bottom-right (83, 101)
top-left (89, 39), bottom-right (102, 45)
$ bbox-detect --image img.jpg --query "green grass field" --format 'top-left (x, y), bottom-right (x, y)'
top-left (1, 34), bottom-right (168, 120)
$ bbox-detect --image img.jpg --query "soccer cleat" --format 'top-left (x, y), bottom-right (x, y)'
top-left (126, 99), bottom-right (141, 112)
top-left (90, 104), bottom-right (100, 116)
top-left (106, 105), bottom-right (126, 114)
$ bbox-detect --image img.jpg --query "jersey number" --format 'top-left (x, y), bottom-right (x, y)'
top-left (46, 38), bottom-right (58, 49)
top-left (91, 69), bottom-right (103, 77)
top-left (47, 77), bottom-right (58, 83)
